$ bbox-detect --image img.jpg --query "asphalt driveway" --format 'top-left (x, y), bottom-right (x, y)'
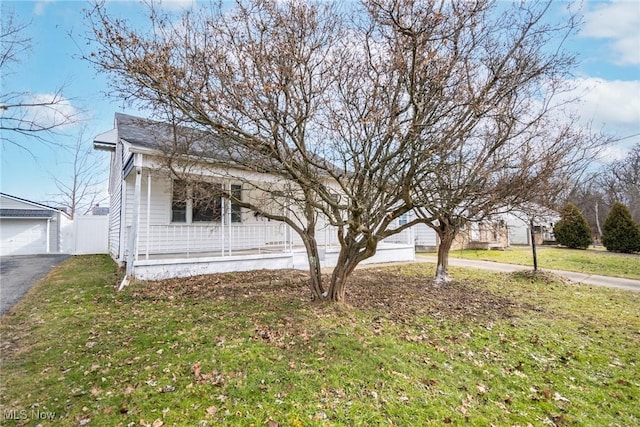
top-left (0, 254), bottom-right (70, 315)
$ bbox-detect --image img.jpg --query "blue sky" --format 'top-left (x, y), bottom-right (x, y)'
top-left (1, 0), bottom-right (639, 204)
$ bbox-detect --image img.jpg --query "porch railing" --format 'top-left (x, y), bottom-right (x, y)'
top-left (127, 223), bottom-right (302, 259)
top-left (126, 221), bottom-right (414, 260)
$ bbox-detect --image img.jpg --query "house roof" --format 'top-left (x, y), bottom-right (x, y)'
top-left (0, 209), bottom-right (55, 218)
top-left (92, 206), bottom-right (110, 216)
top-left (114, 113), bottom-right (235, 162)
top-left (96, 113), bottom-right (343, 178)
top-left (0, 193), bottom-right (68, 217)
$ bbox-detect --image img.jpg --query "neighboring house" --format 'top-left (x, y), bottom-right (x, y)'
top-left (503, 209), bottom-right (559, 246)
top-left (94, 113), bottom-right (414, 281)
top-left (413, 223), bottom-right (438, 251)
top-left (0, 193), bottom-right (72, 256)
top-left (452, 218), bottom-right (509, 251)
top-left (91, 205), bottom-right (110, 216)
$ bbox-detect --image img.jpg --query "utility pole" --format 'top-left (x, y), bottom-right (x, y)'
top-left (530, 218), bottom-right (538, 271)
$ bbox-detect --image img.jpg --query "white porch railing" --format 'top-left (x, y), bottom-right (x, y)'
top-left (126, 221), bottom-right (414, 260)
top-left (382, 227), bottom-right (414, 245)
top-left (127, 223), bottom-right (303, 259)
top-left (317, 224), bottom-right (415, 247)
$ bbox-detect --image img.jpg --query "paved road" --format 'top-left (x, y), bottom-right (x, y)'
top-left (416, 255), bottom-right (640, 292)
top-left (0, 254), bottom-right (70, 314)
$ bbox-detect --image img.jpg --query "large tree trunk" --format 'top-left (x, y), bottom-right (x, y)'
top-left (435, 228), bottom-right (455, 283)
top-left (328, 252), bottom-right (356, 302)
top-left (301, 232), bottom-right (325, 301)
top-left (328, 265), bottom-right (349, 302)
top-left (327, 239), bottom-right (375, 302)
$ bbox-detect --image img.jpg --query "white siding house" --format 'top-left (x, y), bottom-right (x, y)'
top-left (95, 113), bottom-right (414, 281)
top-left (0, 193), bottom-right (72, 256)
top-left (413, 223), bottom-right (438, 250)
top-left (503, 209), bottom-right (559, 246)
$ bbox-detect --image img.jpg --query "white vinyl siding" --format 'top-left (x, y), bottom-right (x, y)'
top-left (108, 143), bottom-right (123, 260)
top-left (413, 223), bottom-right (438, 248)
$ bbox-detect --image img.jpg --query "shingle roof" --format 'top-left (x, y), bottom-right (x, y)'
top-left (0, 192), bottom-right (61, 211)
top-left (113, 113), bottom-right (343, 176)
top-left (115, 113), bottom-right (233, 161)
top-left (0, 209), bottom-right (55, 218)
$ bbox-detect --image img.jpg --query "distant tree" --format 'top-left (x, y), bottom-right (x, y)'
top-left (600, 144), bottom-right (640, 224)
top-left (567, 143), bottom-right (640, 238)
top-left (45, 127), bottom-right (107, 219)
top-left (0, 9), bottom-right (79, 151)
top-left (565, 176), bottom-right (607, 239)
top-left (554, 203), bottom-right (592, 249)
top-left (601, 202), bottom-right (640, 253)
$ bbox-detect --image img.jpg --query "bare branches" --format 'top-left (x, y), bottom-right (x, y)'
top-left (0, 9), bottom-right (81, 151)
top-left (368, 0), bottom-right (598, 281)
top-left (85, 0), bottom-right (605, 296)
top-left (0, 10), bottom-right (31, 70)
top-left (44, 126), bottom-right (108, 218)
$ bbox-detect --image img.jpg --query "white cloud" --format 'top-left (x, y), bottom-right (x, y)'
top-left (154, 0), bottom-right (196, 11)
top-left (581, 1), bottom-right (640, 65)
top-left (33, 0), bottom-right (55, 16)
top-left (562, 78), bottom-right (640, 161)
top-left (569, 78), bottom-right (640, 127)
top-left (21, 93), bottom-right (81, 132)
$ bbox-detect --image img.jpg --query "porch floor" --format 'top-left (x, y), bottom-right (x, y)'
top-left (132, 241), bottom-right (411, 261)
top-left (134, 244), bottom-right (308, 261)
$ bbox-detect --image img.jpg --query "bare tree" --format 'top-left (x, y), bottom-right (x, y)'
top-left (362, 0), bottom-right (608, 281)
top-left (600, 143), bottom-right (640, 223)
top-left (1, 9), bottom-right (80, 151)
top-left (566, 175), bottom-right (607, 239)
top-left (45, 126), bottom-right (107, 219)
top-left (85, 0), bottom-right (602, 298)
top-left (567, 143), bottom-right (640, 237)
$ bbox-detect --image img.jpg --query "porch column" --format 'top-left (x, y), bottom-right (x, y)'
top-left (227, 181), bottom-right (232, 256)
top-left (126, 154), bottom-right (143, 276)
top-left (119, 179), bottom-right (127, 264)
top-left (145, 169), bottom-right (151, 260)
top-left (220, 189), bottom-right (225, 257)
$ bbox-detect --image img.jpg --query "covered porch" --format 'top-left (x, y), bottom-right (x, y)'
top-left (123, 160), bottom-right (414, 280)
top-left (128, 221), bottom-right (415, 280)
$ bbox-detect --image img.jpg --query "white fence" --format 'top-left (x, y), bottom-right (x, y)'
top-left (72, 216), bottom-right (109, 255)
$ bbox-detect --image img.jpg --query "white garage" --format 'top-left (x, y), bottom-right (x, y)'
top-left (0, 193), bottom-right (70, 256)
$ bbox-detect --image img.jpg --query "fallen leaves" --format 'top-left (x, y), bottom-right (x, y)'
top-left (131, 268), bottom-right (532, 323)
top-left (139, 419), bottom-right (164, 427)
top-left (191, 362), bottom-right (225, 385)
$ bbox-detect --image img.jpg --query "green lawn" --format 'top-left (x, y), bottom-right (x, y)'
top-left (427, 246), bottom-right (640, 280)
top-left (1, 255), bottom-right (639, 426)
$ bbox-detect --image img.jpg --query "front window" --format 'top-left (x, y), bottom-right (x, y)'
top-left (192, 182), bottom-right (222, 222)
top-left (171, 180), bottom-right (243, 223)
top-left (171, 180), bottom-right (187, 223)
